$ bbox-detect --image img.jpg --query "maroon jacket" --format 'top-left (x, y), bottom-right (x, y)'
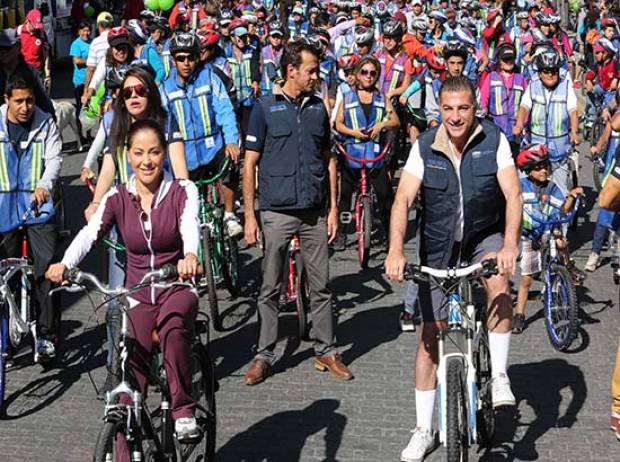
top-left (62, 171), bottom-right (200, 304)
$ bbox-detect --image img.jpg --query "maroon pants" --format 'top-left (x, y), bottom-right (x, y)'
top-left (116, 289), bottom-right (198, 461)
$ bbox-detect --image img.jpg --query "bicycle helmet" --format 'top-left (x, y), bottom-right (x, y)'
top-left (219, 9), bottom-right (233, 25)
top-left (199, 30), bottom-right (220, 48)
top-left (599, 38), bottom-right (618, 54)
top-left (150, 16), bottom-right (171, 36)
top-left (516, 11), bottom-right (529, 20)
top-left (268, 20), bottom-right (284, 36)
top-left (443, 39), bottom-right (468, 59)
top-left (338, 53), bottom-right (361, 72)
top-left (375, 1), bottom-right (389, 18)
top-left (139, 9), bottom-right (156, 22)
top-left (169, 32), bottom-right (201, 55)
top-left (108, 27), bottom-right (130, 48)
top-left (531, 27), bottom-right (552, 46)
top-left (459, 17), bottom-right (477, 32)
top-left (309, 6), bottom-right (320, 15)
top-left (411, 18), bottom-right (429, 33)
top-left (127, 19), bottom-right (148, 45)
top-left (106, 65), bottom-right (129, 90)
top-left (383, 19), bottom-right (404, 39)
top-left (453, 27), bottom-right (476, 47)
top-left (535, 47), bottom-right (561, 71)
top-left (426, 50), bottom-right (446, 71)
top-left (601, 18), bottom-right (617, 28)
top-left (536, 12), bottom-right (554, 26)
top-left (549, 13), bottom-right (562, 24)
top-left (429, 10), bottom-right (448, 23)
top-left (354, 26), bottom-right (374, 45)
top-left (308, 35), bottom-right (327, 55)
top-left (516, 144), bottom-right (549, 171)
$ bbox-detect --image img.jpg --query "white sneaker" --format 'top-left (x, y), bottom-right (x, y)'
top-left (224, 215), bottom-right (243, 238)
top-left (400, 427), bottom-right (436, 462)
top-left (492, 373), bottom-right (516, 408)
top-left (584, 252), bottom-right (600, 272)
top-left (175, 417), bottom-right (201, 442)
top-left (35, 339), bottom-right (56, 364)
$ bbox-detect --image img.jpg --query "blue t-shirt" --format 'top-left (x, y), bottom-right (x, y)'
top-left (69, 38), bottom-right (91, 87)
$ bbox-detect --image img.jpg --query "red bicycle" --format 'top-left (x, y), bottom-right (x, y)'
top-left (335, 142), bottom-right (391, 269)
top-left (285, 235), bottom-right (310, 340)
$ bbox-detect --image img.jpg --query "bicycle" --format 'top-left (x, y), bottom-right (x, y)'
top-left (404, 258), bottom-right (499, 461)
top-left (334, 141), bottom-right (391, 269)
top-left (526, 196), bottom-right (582, 351)
top-left (52, 265), bottom-right (216, 462)
top-left (284, 235), bottom-right (311, 340)
top-left (193, 157), bottom-right (240, 331)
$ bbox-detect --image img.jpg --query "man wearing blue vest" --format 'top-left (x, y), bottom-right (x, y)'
top-left (242, 40), bottom-right (352, 386)
top-left (0, 74), bottom-right (62, 364)
top-left (385, 76), bottom-right (522, 461)
top-left (161, 32), bottom-right (242, 237)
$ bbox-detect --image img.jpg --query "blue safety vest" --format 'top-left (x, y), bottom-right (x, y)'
top-left (343, 91), bottom-right (387, 169)
top-left (228, 47), bottom-right (256, 106)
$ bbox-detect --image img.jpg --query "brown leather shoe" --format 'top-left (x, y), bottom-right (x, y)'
top-left (314, 355), bottom-right (354, 381)
top-left (244, 359), bottom-right (272, 386)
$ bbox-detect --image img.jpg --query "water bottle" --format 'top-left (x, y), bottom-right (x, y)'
top-left (448, 293), bottom-right (462, 326)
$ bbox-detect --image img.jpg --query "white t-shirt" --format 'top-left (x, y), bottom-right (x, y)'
top-left (520, 80), bottom-right (577, 113)
top-left (403, 131), bottom-right (514, 242)
top-left (86, 31), bottom-right (110, 68)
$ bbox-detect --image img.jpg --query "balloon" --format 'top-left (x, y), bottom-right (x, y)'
top-left (159, 0), bottom-right (174, 11)
top-left (144, 0), bottom-right (160, 11)
top-left (84, 5), bottom-right (95, 17)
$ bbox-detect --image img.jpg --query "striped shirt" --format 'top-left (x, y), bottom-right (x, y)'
top-left (86, 30), bottom-right (110, 68)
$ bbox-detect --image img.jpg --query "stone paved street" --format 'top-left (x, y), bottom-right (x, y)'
top-left (0, 71), bottom-right (618, 462)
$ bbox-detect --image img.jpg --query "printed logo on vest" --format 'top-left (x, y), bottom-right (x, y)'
top-left (427, 158), bottom-right (448, 170)
top-left (269, 104), bottom-right (287, 112)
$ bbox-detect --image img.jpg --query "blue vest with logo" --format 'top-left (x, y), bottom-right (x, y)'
top-left (343, 91), bottom-right (387, 169)
top-left (488, 71), bottom-right (526, 141)
top-left (228, 47), bottom-right (256, 106)
top-left (257, 93), bottom-right (328, 211)
top-left (417, 120), bottom-right (504, 267)
top-left (162, 66), bottom-right (224, 171)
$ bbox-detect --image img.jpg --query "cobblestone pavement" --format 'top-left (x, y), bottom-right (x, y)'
top-left (0, 77), bottom-right (618, 461)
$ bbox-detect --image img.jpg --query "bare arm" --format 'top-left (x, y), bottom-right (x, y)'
top-left (168, 141), bottom-right (189, 179)
top-left (496, 165), bottom-right (522, 275)
top-left (243, 150), bottom-right (261, 245)
top-left (84, 154), bottom-right (116, 222)
top-left (325, 149), bottom-right (338, 243)
top-left (600, 175), bottom-right (620, 211)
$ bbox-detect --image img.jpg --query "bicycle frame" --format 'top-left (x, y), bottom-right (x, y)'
top-left (287, 236), bottom-right (301, 302)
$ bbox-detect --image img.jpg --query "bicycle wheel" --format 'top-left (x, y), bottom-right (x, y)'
top-left (0, 303), bottom-right (8, 412)
top-left (221, 235), bottom-right (240, 298)
top-left (201, 228), bottom-right (220, 331)
top-left (294, 252), bottom-right (311, 340)
top-left (474, 331), bottom-right (495, 447)
top-left (446, 358), bottom-right (469, 462)
top-left (592, 153), bottom-right (606, 192)
top-left (359, 196), bottom-right (372, 269)
top-left (93, 410), bottom-right (134, 462)
top-left (544, 264), bottom-right (579, 351)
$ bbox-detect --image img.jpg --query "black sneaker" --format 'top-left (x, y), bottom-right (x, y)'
top-left (512, 314), bottom-right (526, 334)
top-left (399, 311), bottom-right (416, 332)
top-left (331, 233), bottom-right (346, 252)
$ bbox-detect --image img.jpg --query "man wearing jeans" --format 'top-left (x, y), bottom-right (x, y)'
top-left (243, 40), bottom-right (353, 386)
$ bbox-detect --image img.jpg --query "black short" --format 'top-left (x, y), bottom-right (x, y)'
top-left (405, 108), bottom-right (428, 132)
top-left (189, 148), bottom-right (239, 186)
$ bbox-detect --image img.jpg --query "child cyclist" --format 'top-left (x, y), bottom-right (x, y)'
top-left (513, 144), bottom-right (585, 334)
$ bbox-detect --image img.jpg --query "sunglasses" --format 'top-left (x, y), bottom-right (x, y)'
top-left (530, 161), bottom-right (550, 171)
top-left (174, 54), bottom-right (197, 63)
top-left (122, 83), bottom-right (148, 99)
top-left (359, 68), bottom-right (378, 78)
top-left (113, 44), bottom-right (129, 51)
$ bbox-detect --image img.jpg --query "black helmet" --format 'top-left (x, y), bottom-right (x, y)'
top-left (535, 47), bottom-right (561, 71)
top-left (169, 32), bottom-right (201, 55)
top-left (106, 66), bottom-right (129, 90)
top-left (383, 19), bottom-right (404, 39)
top-left (443, 39), bottom-right (468, 60)
top-left (150, 16), bottom-right (171, 37)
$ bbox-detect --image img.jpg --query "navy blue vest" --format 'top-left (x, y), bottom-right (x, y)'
top-left (257, 93), bottom-right (328, 211)
top-left (417, 119), bottom-right (505, 267)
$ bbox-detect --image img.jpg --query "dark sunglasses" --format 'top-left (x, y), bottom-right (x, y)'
top-left (530, 161), bottom-right (550, 171)
top-left (113, 44), bottom-right (130, 51)
top-left (359, 68), bottom-right (378, 78)
top-left (174, 54), bottom-right (197, 63)
top-left (122, 83), bottom-right (148, 99)
top-left (540, 68), bottom-right (558, 76)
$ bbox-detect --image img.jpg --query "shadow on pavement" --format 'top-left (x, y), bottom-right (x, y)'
top-left (480, 358), bottom-right (586, 461)
top-left (216, 399), bottom-right (346, 462)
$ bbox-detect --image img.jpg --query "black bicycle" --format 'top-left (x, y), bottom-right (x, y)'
top-left (52, 265), bottom-right (216, 462)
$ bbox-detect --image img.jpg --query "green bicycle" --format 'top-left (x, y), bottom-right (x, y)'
top-left (193, 157), bottom-right (241, 331)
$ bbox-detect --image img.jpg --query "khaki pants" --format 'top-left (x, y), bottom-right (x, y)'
top-left (613, 342), bottom-right (620, 414)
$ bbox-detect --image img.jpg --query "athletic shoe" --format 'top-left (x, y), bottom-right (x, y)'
top-left (224, 215), bottom-right (243, 238)
top-left (175, 417), bottom-right (201, 442)
top-left (331, 233), bottom-right (346, 252)
top-left (610, 412), bottom-right (620, 431)
top-left (400, 427), bottom-right (437, 462)
top-left (584, 252), bottom-right (600, 272)
top-left (35, 339), bottom-right (56, 364)
top-left (492, 373), bottom-right (516, 408)
top-left (399, 311), bottom-right (417, 332)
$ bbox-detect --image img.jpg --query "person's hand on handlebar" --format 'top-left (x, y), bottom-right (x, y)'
top-left (352, 129), bottom-right (370, 141)
top-left (369, 122), bottom-right (384, 140)
top-left (177, 253), bottom-right (198, 280)
top-left (570, 131), bottom-right (582, 146)
top-left (46, 263), bottom-right (67, 284)
top-left (385, 250), bottom-right (407, 282)
top-left (32, 187), bottom-right (49, 206)
top-left (225, 143), bottom-right (240, 162)
top-left (495, 244), bottom-right (519, 276)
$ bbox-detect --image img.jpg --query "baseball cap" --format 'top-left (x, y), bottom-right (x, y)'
top-left (232, 26), bottom-right (249, 37)
top-left (497, 45), bottom-right (516, 60)
top-left (26, 10), bottom-right (44, 29)
top-left (0, 28), bottom-right (19, 47)
top-left (412, 0), bottom-right (423, 6)
top-left (292, 7), bottom-right (304, 15)
top-left (97, 11), bottom-right (114, 25)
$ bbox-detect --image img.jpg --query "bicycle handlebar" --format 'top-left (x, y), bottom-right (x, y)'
top-left (335, 142), bottom-right (391, 164)
top-left (193, 156), bottom-right (231, 187)
top-left (404, 258), bottom-right (498, 282)
top-left (0, 258), bottom-right (32, 282)
top-left (525, 195), bottom-right (582, 228)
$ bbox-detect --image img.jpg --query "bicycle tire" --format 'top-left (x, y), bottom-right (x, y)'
top-left (93, 412), bottom-right (129, 462)
top-left (201, 228), bottom-right (220, 331)
top-left (446, 358), bottom-right (469, 462)
top-left (474, 331), bottom-right (495, 447)
top-left (544, 264), bottom-right (579, 351)
top-left (592, 153), bottom-right (605, 192)
top-left (0, 303), bottom-right (7, 413)
top-left (221, 235), bottom-right (240, 298)
top-left (359, 196), bottom-right (372, 269)
top-left (294, 252), bottom-right (311, 340)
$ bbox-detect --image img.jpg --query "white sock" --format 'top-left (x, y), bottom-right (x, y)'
top-left (415, 388), bottom-right (436, 431)
top-left (224, 212), bottom-right (236, 219)
top-left (489, 331), bottom-right (511, 378)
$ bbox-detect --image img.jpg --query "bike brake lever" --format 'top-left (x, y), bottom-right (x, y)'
top-left (49, 284), bottom-right (85, 295)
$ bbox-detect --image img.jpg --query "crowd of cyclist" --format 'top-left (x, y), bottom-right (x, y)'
top-left (2, 0), bottom-right (620, 458)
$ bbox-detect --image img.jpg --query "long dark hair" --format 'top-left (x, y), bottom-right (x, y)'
top-left (110, 65), bottom-right (167, 150)
top-left (105, 44), bottom-right (135, 66)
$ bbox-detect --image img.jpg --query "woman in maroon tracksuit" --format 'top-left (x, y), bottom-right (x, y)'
top-left (46, 119), bottom-right (201, 442)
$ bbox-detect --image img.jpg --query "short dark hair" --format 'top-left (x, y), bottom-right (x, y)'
top-left (280, 39), bottom-right (320, 79)
top-left (77, 20), bottom-right (91, 30)
top-left (5, 73), bottom-right (35, 98)
top-left (127, 118), bottom-right (166, 151)
top-left (439, 76), bottom-right (477, 105)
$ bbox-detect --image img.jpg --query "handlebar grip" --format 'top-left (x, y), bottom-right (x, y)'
top-left (62, 267), bottom-right (81, 282)
top-left (480, 258), bottom-right (499, 278)
top-left (160, 264), bottom-right (178, 281)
